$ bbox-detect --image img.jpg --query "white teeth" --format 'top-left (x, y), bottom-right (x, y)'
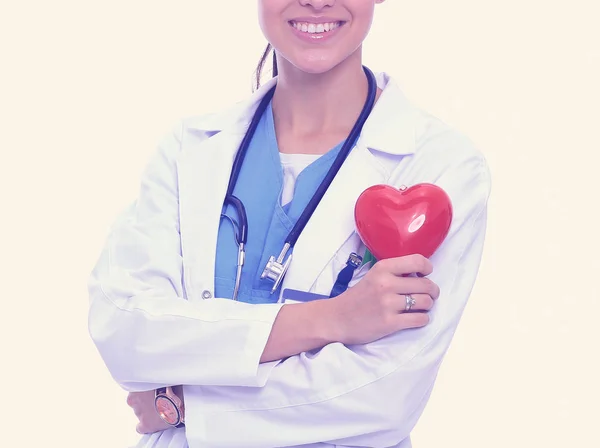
top-left (292, 21), bottom-right (340, 34)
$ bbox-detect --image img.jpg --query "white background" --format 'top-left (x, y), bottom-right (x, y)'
top-left (1, 1), bottom-right (599, 446)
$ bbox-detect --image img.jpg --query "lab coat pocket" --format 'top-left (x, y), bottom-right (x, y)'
top-left (311, 232), bottom-right (373, 296)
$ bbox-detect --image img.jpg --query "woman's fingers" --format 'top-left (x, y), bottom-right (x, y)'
top-left (395, 312), bottom-right (430, 330)
top-left (334, 254), bottom-right (442, 345)
top-left (376, 254), bottom-right (434, 277)
top-left (387, 275), bottom-right (441, 301)
top-left (399, 293), bottom-right (434, 312)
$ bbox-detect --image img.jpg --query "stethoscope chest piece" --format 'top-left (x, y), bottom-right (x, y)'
top-left (260, 243), bottom-right (292, 294)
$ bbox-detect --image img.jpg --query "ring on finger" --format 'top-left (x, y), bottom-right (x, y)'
top-left (405, 294), bottom-right (417, 312)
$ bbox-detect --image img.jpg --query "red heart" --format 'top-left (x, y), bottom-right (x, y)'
top-left (354, 183), bottom-right (453, 260)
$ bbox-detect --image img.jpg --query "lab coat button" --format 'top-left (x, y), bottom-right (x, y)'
top-left (201, 290), bottom-right (212, 299)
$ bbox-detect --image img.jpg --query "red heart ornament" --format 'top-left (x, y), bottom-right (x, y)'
top-left (354, 183), bottom-right (453, 260)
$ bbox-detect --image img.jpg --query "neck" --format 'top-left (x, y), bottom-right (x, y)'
top-left (271, 50), bottom-right (370, 138)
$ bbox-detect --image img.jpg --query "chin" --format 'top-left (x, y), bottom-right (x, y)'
top-left (284, 52), bottom-right (351, 76)
top-left (291, 62), bottom-right (339, 75)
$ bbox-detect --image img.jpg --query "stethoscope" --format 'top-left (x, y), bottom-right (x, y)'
top-left (222, 66), bottom-right (378, 301)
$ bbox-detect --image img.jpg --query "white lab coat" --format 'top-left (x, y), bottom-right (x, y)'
top-left (88, 72), bottom-right (491, 448)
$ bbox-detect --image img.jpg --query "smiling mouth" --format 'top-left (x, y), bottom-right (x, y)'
top-left (288, 20), bottom-right (345, 35)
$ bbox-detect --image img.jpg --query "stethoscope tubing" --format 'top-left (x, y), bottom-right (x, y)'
top-left (222, 66), bottom-right (377, 300)
top-left (285, 66), bottom-right (377, 246)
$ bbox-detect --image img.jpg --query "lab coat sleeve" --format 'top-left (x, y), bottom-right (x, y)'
top-left (182, 150), bottom-right (492, 447)
top-left (87, 123), bottom-right (284, 392)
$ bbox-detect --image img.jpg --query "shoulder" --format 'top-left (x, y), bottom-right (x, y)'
top-left (369, 73), bottom-right (490, 187)
top-left (392, 82), bottom-right (490, 195)
top-left (375, 74), bottom-right (492, 210)
top-left (410, 109), bottom-right (492, 217)
top-left (179, 79), bottom-right (279, 141)
top-left (152, 110), bottom-right (228, 162)
top-left (414, 108), bottom-right (490, 184)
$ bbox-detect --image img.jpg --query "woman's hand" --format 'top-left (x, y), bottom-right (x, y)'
top-left (260, 254), bottom-right (439, 363)
top-left (127, 390), bottom-right (171, 435)
top-left (330, 254), bottom-right (440, 345)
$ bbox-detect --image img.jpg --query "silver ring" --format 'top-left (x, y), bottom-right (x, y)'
top-left (405, 294), bottom-right (416, 312)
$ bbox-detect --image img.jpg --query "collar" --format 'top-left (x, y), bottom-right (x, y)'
top-left (185, 71), bottom-right (417, 156)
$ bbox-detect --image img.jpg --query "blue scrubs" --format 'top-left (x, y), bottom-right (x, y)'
top-left (214, 102), bottom-right (344, 303)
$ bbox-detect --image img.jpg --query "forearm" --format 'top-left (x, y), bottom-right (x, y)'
top-left (183, 327), bottom-right (443, 448)
top-left (260, 299), bottom-right (341, 363)
top-left (89, 269), bottom-right (285, 390)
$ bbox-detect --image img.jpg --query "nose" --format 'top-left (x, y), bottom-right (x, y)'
top-left (299, 0), bottom-right (335, 9)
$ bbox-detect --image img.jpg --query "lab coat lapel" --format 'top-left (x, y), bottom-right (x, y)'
top-left (280, 75), bottom-right (419, 292)
top-left (178, 78), bottom-right (278, 300)
top-left (282, 142), bottom-right (388, 292)
top-left (178, 73), bottom-right (417, 298)
top-left (178, 130), bottom-right (245, 300)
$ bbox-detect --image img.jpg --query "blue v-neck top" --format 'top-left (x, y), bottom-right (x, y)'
top-left (214, 102), bottom-right (344, 304)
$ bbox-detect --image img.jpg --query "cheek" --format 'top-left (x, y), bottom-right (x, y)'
top-left (257, 0), bottom-right (285, 42)
top-left (353, 8), bottom-right (376, 36)
top-left (348, 0), bottom-right (376, 30)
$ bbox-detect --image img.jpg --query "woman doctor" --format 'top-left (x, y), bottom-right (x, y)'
top-left (88, 0), bottom-right (491, 447)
